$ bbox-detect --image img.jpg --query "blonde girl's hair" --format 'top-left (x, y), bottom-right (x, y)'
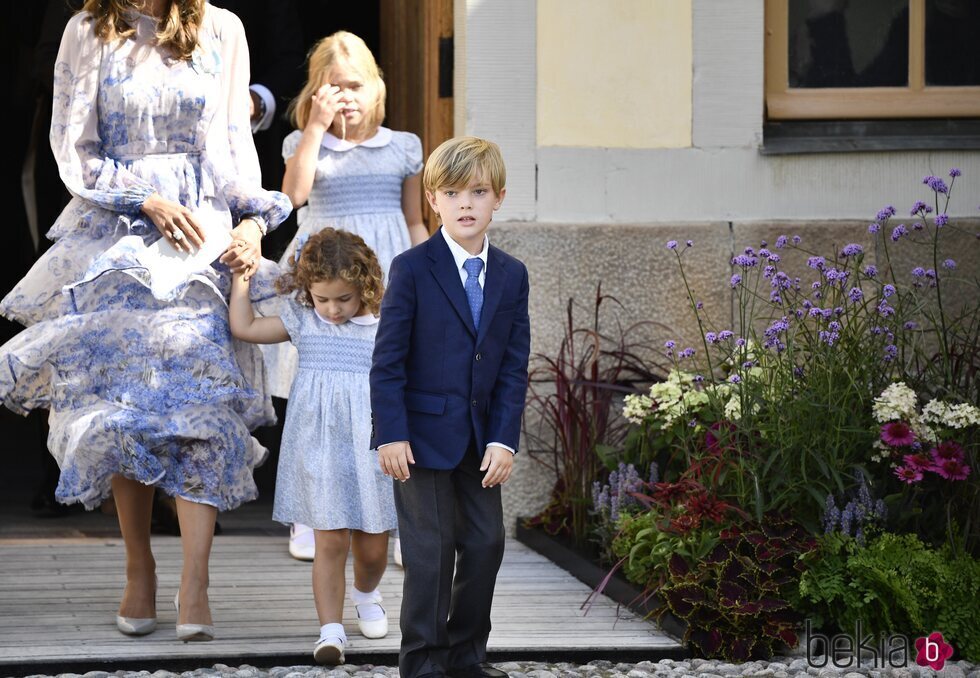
top-left (289, 31), bottom-right (386, 132)
top-left (423, 136), bottom-right (507, 194)
top-left (276, 228), bottom-right (385, 315)
top-left (81, 0), bottom-right (205, 61)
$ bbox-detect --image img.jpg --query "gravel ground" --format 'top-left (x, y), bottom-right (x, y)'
top-left (20, 657), bottom-right (980, 678)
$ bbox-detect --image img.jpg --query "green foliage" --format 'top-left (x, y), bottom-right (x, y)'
top-left (797, 532), bottom-right (980, 661)
top-left (612, 509), bottom-right (720, 591)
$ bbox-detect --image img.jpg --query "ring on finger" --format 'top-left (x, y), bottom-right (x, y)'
top-left (171, 229), bottom-right (183, 241)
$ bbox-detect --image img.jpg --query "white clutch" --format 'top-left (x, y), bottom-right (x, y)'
top-left (134, 211), bottom-right (233, 299)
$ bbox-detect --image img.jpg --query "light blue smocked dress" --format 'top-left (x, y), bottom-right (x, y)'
top-left (0, 7), bottom-right (291, 511)
top-left (272, 298), bottom-right (396, 533)
top-left (264, 127), bottom-right (422, 398)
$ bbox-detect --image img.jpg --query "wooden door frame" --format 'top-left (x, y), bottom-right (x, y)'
top-left (380, 0), bottom-right (454, 233)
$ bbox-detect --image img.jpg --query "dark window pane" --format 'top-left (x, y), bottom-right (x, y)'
top-left (926, 0), bottom-right (980, 85)
top-left (788, 0), bottom-right (908, 88)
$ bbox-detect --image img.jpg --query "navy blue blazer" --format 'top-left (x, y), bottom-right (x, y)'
top-left (370, 229), bottom-right (531, 469)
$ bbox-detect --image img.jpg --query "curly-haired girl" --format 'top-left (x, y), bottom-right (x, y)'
top-left (230, 228), bottom-right (393, 664)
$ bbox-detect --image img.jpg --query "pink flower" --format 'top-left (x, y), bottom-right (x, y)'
top-left (932, 458), bottom-right (971, 481)
top-left (894, 465), bottom-right (924, 484)
top-left (880, 421), bottom-right (916, 447)
top-left (903, 453), bottom-right (933, 471)
top-left (929, 440), bottom-right (965, 464)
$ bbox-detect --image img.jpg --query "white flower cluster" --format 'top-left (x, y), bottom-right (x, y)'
top-left (872, 382), bottom-right (918, 423)
top-left (622, 370), bottom-right (726, 426)
top-left (623, 393), bottom-right (654, 424)
top-left (921, 399), bottom-right (980, 429)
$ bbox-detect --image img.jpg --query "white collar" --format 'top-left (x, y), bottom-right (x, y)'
top-left (440, 227), bottom-right (489, 273)
top-left (313, 309), bottom-right (379, 326)
top-left (320, 126), bottom-right (392, 152)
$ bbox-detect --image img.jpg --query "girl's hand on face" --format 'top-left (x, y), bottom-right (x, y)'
top-left (220, 220), bottom-right (263, 281)
top-left (308, 84), bottom-right (344, 132)
top-left (142, 193), bottom-right (206, 252)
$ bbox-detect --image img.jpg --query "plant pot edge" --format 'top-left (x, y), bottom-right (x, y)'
top-left (514, 518), bottom-right (689, 646)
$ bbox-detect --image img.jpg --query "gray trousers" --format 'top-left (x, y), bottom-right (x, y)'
top-left (393, 447), bottom-right (505, 678)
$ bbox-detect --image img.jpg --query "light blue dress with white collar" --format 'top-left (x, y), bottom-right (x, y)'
top-left (264, 126), bottom-right (421, 398)
top-left (0, 7), bottom-right (291, 511)
top-left (272, 296), bottom-right (395, 532)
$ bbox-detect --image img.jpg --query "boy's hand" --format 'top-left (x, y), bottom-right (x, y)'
top-left (380, 441), bottom-right (415, 481)
top-left (480, 446), bottom-right (514, 488)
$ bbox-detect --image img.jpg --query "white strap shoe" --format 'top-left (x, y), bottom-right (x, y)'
top-left (313, 636), bottom-right (345, 664)
top-left (353, 589), bottom-right (388, 639)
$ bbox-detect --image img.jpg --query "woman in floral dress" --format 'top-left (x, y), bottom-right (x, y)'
top-left (0, 0), bottom-right (290, 640)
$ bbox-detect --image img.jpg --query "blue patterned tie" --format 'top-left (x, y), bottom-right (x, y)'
top-left (463, 257), bottom-right (484, 330)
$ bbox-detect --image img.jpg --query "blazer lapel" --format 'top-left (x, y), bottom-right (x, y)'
top-left (476, 247), bottom-right (505, 346)
top-left (428, 232), bottom-right (477, 337)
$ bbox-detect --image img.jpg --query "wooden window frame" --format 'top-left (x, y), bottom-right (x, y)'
top-left (765, 0), bottom-right (980, 120)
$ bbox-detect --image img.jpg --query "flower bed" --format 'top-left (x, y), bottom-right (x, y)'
top-left (523, 170), bottom-right (980, 663)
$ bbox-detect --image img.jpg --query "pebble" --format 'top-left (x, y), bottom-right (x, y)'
top-left (26, 658), bottom-right (980, 678)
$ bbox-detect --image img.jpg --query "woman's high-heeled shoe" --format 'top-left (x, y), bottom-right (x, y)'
top-left (174, 591), bottom-right (214, 642)
top-left (116, 576), bottom-right (157, 636)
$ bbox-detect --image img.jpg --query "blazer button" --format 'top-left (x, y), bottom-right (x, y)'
top-left (475, 353), bottom-right (482, 361)
top-left (471, 400), bottom-right (478, 407)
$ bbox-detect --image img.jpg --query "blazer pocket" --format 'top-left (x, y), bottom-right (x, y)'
top-left (405, 389), bottom-right (447, 415)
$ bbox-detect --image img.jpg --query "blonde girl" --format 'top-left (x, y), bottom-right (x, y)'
top-left (230, 228), bottom-right (395, 665)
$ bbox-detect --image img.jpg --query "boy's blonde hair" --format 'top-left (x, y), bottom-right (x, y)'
top-left (423, 137), bottom-right (506, 194)
top-left (289, 31), bottom-right (386, 132)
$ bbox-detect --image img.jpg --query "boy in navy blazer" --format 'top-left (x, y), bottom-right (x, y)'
top-left (370, 137), bottom-right (530, 678)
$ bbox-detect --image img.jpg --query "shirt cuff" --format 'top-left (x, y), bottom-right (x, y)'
top-left (377, 441), bottom-right (408, 450)
top-left (487, 442), bottom-right (516, 455)
top-left (250, 84), bottom-right (276, 133)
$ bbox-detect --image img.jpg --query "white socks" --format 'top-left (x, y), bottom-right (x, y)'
top-left (350, 587), bottom-right (385, 621)
top-left (319, 622), bottom-right (346, 644)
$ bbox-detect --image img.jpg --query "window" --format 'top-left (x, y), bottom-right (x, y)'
top-left (765, 0), bottom-right (980, 119)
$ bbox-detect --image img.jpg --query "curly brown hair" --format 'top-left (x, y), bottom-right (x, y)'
top-left (82, 0), bottom-right (205, 61)
top-left (276, 228), bottom-right (384, 315)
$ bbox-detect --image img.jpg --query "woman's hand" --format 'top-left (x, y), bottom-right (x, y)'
top-left (220, 219), bottom-right (263, 281)
top-left (142, 193), bottom-right (206, 252)
top-left (308, 83), bottom-right (343, 132)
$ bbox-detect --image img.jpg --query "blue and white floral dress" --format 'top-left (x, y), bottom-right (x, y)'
top-left (0, 7), bottom-right (291, 511)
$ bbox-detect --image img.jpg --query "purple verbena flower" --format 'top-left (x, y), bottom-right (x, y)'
top-left (924, 175), bottom-right (949, 194)
top-left (841, 243), bottom-right (864, 257)
top-left (728, 374), bottom-right (741, 384)
top-left (878, 301), bottom-right (895, 317)
top-left (883, 284), bottom-right (896, 298)
top-left (664, 340), bottom-right (676, 349)
top-left (666, 240), bottom-right (678, 250)
top-left (864, 265), bottom-right (878, 278)
top-left (876, 206), bottom-right (896, 221)
top-left (718, 330), bottom-right (734, 341)
top-left (943, 259), bottom-right (956, 270)
top-left (935, 214), bottom-right (948, 227)
top-left (868, 223), bottom-right (881, 234)
top-left (904, 321), bottom-right (918, 330)
top-left (848, 287), bottom-right (864, 302)
top-left (792, 235), bottom-right (802, 244)
top-left (911, 201), bottom-right (933, 216)
top-left (732, 254), bottom-right (758, 268)
top-left (883, 344), bottom-right (898, 361)
top-left (730, 274), bottom-right (741, 288)
top-left (775, 235), bottom-right (788, 249)
top-left (891, 224), bottom-right (908, 241)
top-left (735, 338), bottom-right (746, 347)
top-left (949, 168), bottom-right (961, 178)
top-left (679, 347), bottom-right (695, 359)
top-left (911, 267), bottom-right (925, 278)
top-left (705, 332), bottom-right (718, 344)
top-left (808, 256), bottom-right (826, 270)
